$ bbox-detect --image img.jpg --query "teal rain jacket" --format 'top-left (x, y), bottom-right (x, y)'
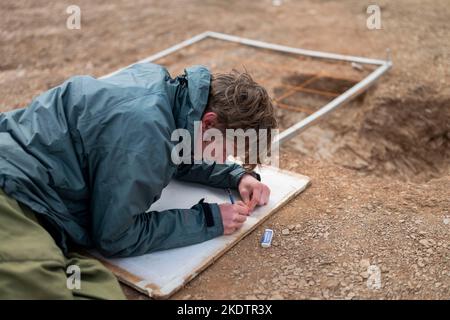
top-left (0, 63), bottom-right (249, 257)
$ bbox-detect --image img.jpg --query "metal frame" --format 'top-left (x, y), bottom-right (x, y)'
top-left (101, 31), bottom-right (392, 146)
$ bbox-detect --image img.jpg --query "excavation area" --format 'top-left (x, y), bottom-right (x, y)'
top-left (1, 0), bottom-right (449, 300)
top-left (157, 37), bottom-right (449, 183)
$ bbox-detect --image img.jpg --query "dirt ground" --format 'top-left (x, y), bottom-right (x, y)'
top-left (1, 0), bottom-right (449, 299)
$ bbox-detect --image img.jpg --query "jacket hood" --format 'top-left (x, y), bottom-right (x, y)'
top-left (180, 65), bottom-right (210, 134)
top-left (171, 65), bottom-right (211, 151)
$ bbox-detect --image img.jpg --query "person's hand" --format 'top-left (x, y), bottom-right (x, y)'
top-left (238, 173), bottom-right (270, 212)
top-left (218, 201), bottom-right (250, 235)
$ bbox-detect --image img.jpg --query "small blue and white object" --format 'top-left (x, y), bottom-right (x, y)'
top-left (260, 229), bottom-right (274, 248)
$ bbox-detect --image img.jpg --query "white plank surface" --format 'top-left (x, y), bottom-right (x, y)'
top-left (93, 166), bottom-right (310, 298)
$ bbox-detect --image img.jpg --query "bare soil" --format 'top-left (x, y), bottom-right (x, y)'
top-left (1, 0), bottom-right (449, 299)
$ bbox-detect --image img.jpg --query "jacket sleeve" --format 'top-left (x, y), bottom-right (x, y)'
top-left (89, 147), bottom-right (224, 258)
top-left (174, 162), bottom-right (248, 189)
top-left (175, 162), bottom-right (261, 189)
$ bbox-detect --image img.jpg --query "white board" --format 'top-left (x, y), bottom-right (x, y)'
top-left (92, 166), bottom-right (310, 298)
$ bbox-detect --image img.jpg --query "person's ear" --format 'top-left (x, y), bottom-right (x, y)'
top-left (201, 112), bottom-right (218, 131)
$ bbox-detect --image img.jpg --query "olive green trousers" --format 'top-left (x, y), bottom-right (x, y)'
top-left (0, 188), bottom-right (125, 300)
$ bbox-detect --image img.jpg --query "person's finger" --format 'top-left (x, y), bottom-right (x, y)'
top-left (233, 221), bottom-right (244, 230)
top-left (234, 202), bottom-right (250, 215)
top-left (249, 186), bottom-right (262, 210)
top-left (235, 200), bottom-right (246, 207)
top-left (260, 186), bottom-right (270, 205)
top-left (233, 213), bottom-right (247, 223)
top-left (240, 188), bottom-right (250, 205)
top-left (225, 227), bottom-right (237, 235)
